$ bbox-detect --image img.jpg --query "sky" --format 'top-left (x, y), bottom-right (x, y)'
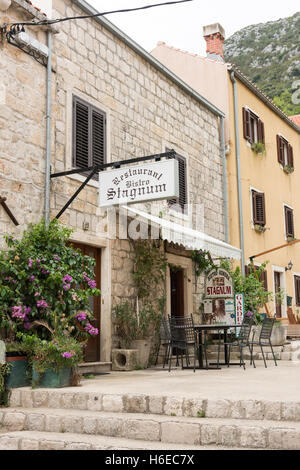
top-left (86, 0), bottom-right (299, 56)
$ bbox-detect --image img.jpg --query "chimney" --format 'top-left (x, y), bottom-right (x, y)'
top-left (203, 23), bottom-right (225, 61)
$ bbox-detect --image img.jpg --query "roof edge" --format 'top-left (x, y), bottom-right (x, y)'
top-left (71, 0), bottom-right (225, 118)
top-left (228, 65), bottom-right (300, 134)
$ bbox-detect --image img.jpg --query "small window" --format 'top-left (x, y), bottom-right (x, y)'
top-left (243, 108), bottom-right (265, 144)
top-left (284, 206), bottom-right (295, 239)
top-left (73, 95), bottom-right (106, 180)
top-left (277, 135), bottom-right (294, 168)
top-left (245, 265), bottom-right (268, 291)
top-left (252, 190), bottom-right (266, 226)
top-left (295, 276), bottom-right (300, 307)
top-left (167, 151), bottom-right (187, 213)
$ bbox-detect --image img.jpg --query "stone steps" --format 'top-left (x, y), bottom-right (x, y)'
top-left (2, 388), bottom-right (300, 450)
top-left (1, 407), bottom-right (300, 450)
top-left (8, 389), bottom-right (300, 422)
top-left (0, 430), bottom-right (249, 451)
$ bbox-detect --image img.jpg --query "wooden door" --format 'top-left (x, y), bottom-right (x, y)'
top-left (274, 272), bottom-right (282, 319)
top-left (170, 269), bottom-right (185, 318)
top-left (72, 243), bottom-right (101, 362)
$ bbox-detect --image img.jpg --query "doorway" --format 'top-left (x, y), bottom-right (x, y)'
top-left (274, 271), bottom-right (282, 318)
top-left (71, 243), bottom-right (101, 362)
top-left (170, 269), bottom-right (185, 318)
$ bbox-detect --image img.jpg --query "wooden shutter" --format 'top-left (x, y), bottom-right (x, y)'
top-left (295, 277), bottom-right (300, 306)
top-left (245, 265), bottom-right (251, 277)
top-left (261, 270), bottom-right (268, 291)
top-left (168, 153), bottom-right (187, 212)
top-left (73, 96), bottom-right (106, 180)
top-left (285, 206), bottom-right (295, 238)
top-left (277, 135), bottom-right (285, 165)
top-left (257, 119), bottom-right (265, 144)
top-left (91, 108), bottom-right (106, 180)
top-left (252, 191), bottom-right (266, 226)
top-left (73, 97), bottom-right (89, 168)
top-left (288, 144), bottom-right (294, 168)
top-left (243, 107), bottom-right (251, 140)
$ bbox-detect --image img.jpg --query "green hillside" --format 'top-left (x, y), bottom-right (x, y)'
top-left (224, 12), bottom-right (300, 116)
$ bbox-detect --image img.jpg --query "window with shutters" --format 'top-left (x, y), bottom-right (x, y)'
top-left (72, 95), bottom-right (106, 181)
top-left (284, 205), bottom-right (295, 239)
top-left (242, 107), bottom-right (265, 144)
top-left (245, 265), bottom-right (268, 291)
top-left (276, 135), bottom-right (294, 170)
top-left (252, 190), bottom-right (266, 227)
top-left (294, 276), bottom-right (300, 306)
top-left (167, 151), bottom-right (187, 213)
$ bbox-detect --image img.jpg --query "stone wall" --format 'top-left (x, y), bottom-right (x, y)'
top-left (0, 7), bottom-right (49, 247)
top-left (1, 0), bottom-right (226, 359)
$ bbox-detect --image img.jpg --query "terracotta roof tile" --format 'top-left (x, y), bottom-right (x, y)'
top-left (290, 115), bottom-right (300, 127)
top-left (24, 0), bottom-right (47, 16)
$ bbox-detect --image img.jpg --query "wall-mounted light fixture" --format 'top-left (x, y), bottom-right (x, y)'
top-left (285, 261), bottom-right (293, 272)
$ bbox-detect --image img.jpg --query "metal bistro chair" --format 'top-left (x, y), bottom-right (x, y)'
top-left (249, 316), bottom-right (278, 368)
top-left (224, 316), bottom-right (255, 370)
top-left (168, 316), bottom-right (208, 372)
top-left (155, 316), bottom-right (172, 368)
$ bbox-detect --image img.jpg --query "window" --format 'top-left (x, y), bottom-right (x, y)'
top-left (245, 265), bottom-right (268, 291)
top-left (252, 190), bottom-right (266, 226)
top-left (284, 206), bottom-right (295, 239)
top-left (167, 151), bottom-right (187, 213)
top-left (295, 276), bottom-right (300, 306)
top-left (72, 95), bottom-right (106, 180)
top-left (243, 107), bottom-right (265, 144)
top-left (277, 135), bottom-right (294, 168)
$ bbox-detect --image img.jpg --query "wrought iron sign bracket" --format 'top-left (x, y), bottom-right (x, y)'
top-left (0, 197), bottom-right (19, 226)
top-left (50, 150), bottom-right (176, 220)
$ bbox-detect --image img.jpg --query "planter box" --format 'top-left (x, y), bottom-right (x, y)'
top-left (252, 325), bottom-right (287, 346)
top-left (32, 366), bottom-right (71, 388)
top-left (5, 353), bottom-right (30, 389)
top-left (130, 340), bottom-right (151, 369)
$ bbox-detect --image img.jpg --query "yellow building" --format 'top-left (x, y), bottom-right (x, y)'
top-left (151, 24), bottom-right (300, 323)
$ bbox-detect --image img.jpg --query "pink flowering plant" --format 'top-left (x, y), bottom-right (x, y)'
top-left (0, 220), bottom-right (100, 346)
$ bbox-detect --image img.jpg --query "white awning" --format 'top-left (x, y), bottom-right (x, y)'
top-left (124, 207), bottom-right (241, 260)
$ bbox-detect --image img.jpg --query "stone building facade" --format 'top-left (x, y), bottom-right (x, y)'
top-left (0, 0), bottom-right (240, 367)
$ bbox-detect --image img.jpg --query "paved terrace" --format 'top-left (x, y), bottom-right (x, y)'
top-left (62, 362), bottom-right (299, 402)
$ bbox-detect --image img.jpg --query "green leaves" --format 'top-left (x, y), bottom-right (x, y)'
top-left (0, 219), bottom-right (100, 342)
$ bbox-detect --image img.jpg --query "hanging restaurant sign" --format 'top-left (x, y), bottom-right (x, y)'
top-left (204, 268), bottom-right (234, 300)
top-left (98, 159), bottom-right (179, 208)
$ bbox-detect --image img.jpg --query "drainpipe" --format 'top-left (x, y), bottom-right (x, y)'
top-left (45, 31), bottom-right (52, 228)
top-left (220, 116), bottom-right (229, 244)
top-left (230, 71), bottom-right (245, 275)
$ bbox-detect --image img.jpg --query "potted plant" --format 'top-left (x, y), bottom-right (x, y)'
top-left (0, 220), bottom-right (101, 387)
top-left (251, 142), bottom-right (265, 155)
top-left (283, 165), bottom-right (294, 175)
top-left (4, 340), bottom-right (31, 388)
top-left (30, 334), bottom-right (84, 388)
top-left (112, 300), bottom-right (161, 368)
top-left (254, 224), bottom-right (267, 233)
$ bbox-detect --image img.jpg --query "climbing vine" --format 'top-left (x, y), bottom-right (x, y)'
top-left (0, 363), bottom-right (11, 407)
top-left (191, 250), bottom-right (216, 278)
top-left (131, 239), bottom-right (168, 304)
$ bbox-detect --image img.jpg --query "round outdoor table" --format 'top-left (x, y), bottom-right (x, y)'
top-left (185, 324), bottom-right (242, 370)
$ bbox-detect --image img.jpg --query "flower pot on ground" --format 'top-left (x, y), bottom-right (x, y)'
top-left (130, 339), bottom-right (151, 369)
top-left (32, 365), bottom-right (72, 389)
top-left (30, 335), bottom-right (84, 389)
top-left (113, 301), bottom-right (161, 369)
top-left (5, 352), bottom-right (30, 389)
